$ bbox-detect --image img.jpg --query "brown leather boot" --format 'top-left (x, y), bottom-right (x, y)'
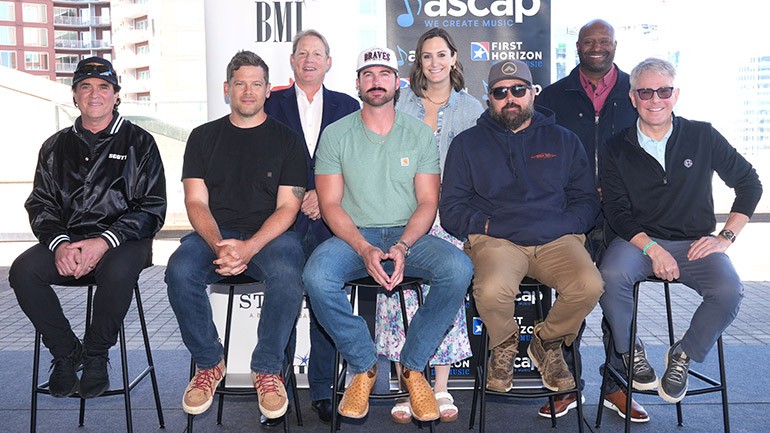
top-left (338, 365), bottom-right (377, 419)
top-left (401, 368), bottom-right (439, 422)
top-left (486, 329), bottom-right (520, 392)
top-left (527, 323), bottom-right (576, 391)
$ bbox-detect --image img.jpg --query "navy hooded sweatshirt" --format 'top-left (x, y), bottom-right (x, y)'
top-left (440, 107), bottom-right (600, 246)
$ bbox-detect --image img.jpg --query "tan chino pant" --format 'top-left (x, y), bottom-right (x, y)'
top-left (465, 234), bottom-right (603, 349)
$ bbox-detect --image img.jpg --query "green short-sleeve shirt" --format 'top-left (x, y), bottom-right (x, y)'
top-left (316, 110), bottom-right (439, 228)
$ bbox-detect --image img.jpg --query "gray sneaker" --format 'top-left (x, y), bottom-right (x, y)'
top-left (527, 323), bottom-right (576, 392)
top-left (622, 339), bottom-right (658, 391)
top-left (658, 341), bottom-right (690, 403)
top-left (486, 329), bottom-right (519, 392)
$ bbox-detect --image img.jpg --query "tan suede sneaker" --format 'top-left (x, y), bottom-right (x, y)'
top-left (183, 359), bottom-right (226, 415)
top-left (252, 372), bottom-right (289, 419)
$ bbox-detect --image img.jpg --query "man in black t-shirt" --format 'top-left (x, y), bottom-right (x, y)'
top-left (165, 50), bottom-right (307, 422)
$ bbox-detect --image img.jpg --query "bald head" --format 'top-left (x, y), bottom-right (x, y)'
top-left (577, 19), bottom-right (617, 80)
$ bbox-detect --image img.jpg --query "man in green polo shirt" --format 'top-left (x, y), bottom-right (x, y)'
top-left (303, 46), bottom-right (473, 424)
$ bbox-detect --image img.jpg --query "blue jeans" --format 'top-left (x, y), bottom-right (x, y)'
top-left (165, 229), bottom-right (305, 373)
top-left (303, 227), bottom-right (473, 374)
top-left (599, 237), bottom-right (743, 363)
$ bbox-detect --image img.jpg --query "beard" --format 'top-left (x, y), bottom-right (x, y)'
top-left (490, 101), bottom-right (534, 131)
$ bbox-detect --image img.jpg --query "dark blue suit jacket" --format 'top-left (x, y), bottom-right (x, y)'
top-left (264, 84), bottom-right (360, 242)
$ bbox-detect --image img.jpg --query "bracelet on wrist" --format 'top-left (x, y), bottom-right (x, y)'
top-left (642, 240), bottom-right (658, 256)
top-left (394, 239), bottom-right (411, 257)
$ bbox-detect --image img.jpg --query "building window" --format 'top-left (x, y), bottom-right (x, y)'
top-left (0, 25), bottom-right (14, 44)
top-left (0, 50), bottom-right (16, 68)
top-left (55, 53), bottom-right (79, 72)
top-left (137, 69), bottom-right (150, 80)
top-left (136, 44), bottom-right (149, 55)
top-left (55, 30), bottom-right (78, 48)
top-left (22, 3), bottom-right (47, 23)
top-left (134, 18), bottom-right (148, 30)
top-left (25, 51), bottom-right (49, 70)
top-left (0, 2), bottom-right (14, 21)
top-left (23, 27), bottom-right (48, 47)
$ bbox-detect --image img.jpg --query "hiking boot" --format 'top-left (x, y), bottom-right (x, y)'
top-left (527, 323), bottom-right (576, 391)
top-left (253, 372), bottom-right (288, 419)
top-left (48, 339), bottom-right (84, 398)
top-left (79, 352), bottom-right (110, 398)
top-left (338, 365), bottom-right (377, 419)
top-left (622, 339), bottom-right (658, 391)
top-left (183, 359), bottom-right (226, 415)
top-left (486, 330), bottom-right (519, 392)
top-left (658, 340), bottom-right (690, 403)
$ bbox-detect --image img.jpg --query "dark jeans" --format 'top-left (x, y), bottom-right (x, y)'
top-left (10, 239), bottom-right (152, 357)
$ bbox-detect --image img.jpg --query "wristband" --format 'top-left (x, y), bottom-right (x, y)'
top-left (642, 241), bottom-right (658, 256)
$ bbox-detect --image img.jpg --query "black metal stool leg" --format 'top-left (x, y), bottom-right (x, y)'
top-left (133, 285), bottom-right (165, 428)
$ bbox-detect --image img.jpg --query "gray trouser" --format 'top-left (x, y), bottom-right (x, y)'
top-left (599, 237), bottom-right (743, 363)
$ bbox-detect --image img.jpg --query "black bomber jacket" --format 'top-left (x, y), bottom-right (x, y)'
top-left (25, 112), bottom-right (167, 252)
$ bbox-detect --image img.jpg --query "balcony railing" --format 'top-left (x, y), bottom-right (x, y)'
top-left (55, 63), bottom-right (78, 73)
top-left (54, 39), bottom-right (112, 49)
top-left (53, 15), bottom-right (111, 27)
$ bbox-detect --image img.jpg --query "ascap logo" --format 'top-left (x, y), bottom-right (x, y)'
top-left (108, 153), bottom-right (127, 160)
top-left (397, 0), bottom-right (541, 27)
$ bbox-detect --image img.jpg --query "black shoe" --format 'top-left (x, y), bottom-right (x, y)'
top-left (311, 398), bottom-right (333, 424)
top-left (260, 405), bottom-right (290, 428)
top-left (658, 340), bottom-right (690, 403)
top-left (48, 340), bottom-right (84, 398)
top-left (79, 353), bottom-right (110, 398)
top-left (621, 339), bottom-right (658, 391)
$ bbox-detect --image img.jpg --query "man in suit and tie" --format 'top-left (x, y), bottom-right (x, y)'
top-left (264, 29), bottom-right (359, 425)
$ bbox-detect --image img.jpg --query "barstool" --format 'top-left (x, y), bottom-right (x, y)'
top-left (468, 277), bottom-right (586, 433)
top-left (596, 277), bottom-right (730, 432)
top-left (30, 273), bottom-right (165, 433)
top-left (185, 274), bottom-right (303, 433)
top-left (330, 275), bottom-right (434, 432)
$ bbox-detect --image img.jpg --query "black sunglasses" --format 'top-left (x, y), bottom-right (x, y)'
top-left (490, 84), bottom-right (531, 100)
top-left (635, 87), bottom-right (674, 100)
top-left (75, 63), bottom-right (115, 77)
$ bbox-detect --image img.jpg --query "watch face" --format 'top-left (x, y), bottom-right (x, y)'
top-left (720, 229), bottom-right (736, 242)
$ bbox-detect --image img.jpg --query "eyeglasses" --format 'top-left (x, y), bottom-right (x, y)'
top-left (634, 87), bottom-right (674, 100)
top-left (490, 84), bottom-right (531, 100)
top-left (75, 63), bottom-right (115, 77)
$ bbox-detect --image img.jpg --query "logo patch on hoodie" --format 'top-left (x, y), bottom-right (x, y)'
top-left (530, 153), bottom-right (557, 159)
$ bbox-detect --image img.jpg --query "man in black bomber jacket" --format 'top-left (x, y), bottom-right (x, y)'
top-left (9, 57), bottom-right (166, 400)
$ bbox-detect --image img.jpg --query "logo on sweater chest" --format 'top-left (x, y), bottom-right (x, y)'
top-left (530, 152), bottom-right (557, 159)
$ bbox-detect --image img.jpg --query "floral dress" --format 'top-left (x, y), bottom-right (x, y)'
top-left (375, 222), bottom-right (472, 365)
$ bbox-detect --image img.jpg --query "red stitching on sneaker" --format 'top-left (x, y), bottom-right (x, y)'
top-left (191, 364), bottom-right (224, 394)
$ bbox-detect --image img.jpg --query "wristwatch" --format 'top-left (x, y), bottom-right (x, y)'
top-left (393, 240), bottom-right (411, 257)
top-left (718, 229), bottom-right (736, 243)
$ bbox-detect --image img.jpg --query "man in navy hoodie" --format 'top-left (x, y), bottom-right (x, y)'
top-left (440, 59), bottom-right (603, 394)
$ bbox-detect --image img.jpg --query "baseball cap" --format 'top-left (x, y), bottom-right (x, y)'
top-left (487, 60), bottom-right (532, 89)
top-left (73, 57), bottom-right (121, 91)
top-left (356, 47), bottom-right (399, 74)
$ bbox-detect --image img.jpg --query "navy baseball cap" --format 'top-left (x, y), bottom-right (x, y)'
top-left (73, 57), bottom-right (121, 91)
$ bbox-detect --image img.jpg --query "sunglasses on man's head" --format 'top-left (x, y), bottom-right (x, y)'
top-left (490, 84), bottom-right (531, 100)
top-left (75, 63), bottom-right (115, 77)
top-left (634, 87), bottom-right (674, 100)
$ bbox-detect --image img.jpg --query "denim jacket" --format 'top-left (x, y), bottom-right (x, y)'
top-left (397, 88), bottom-right (484, 173)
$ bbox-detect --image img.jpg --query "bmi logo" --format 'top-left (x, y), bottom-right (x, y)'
top-left (471, 42), bottom-right (490, 61)
top-left (256, 1), bottom-right (303, 43)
